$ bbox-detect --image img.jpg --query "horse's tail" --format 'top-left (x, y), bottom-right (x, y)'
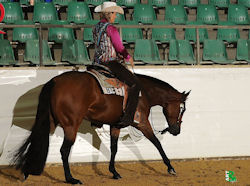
top-left (11, 79), bottom-right (55, 176)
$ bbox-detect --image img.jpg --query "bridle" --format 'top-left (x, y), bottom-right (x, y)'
top-left (161, 101), bottom-right (186, 134)
top-left (177, 102), bottom-right (186, 125)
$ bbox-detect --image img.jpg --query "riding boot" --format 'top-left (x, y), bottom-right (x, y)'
top-left (118, 84), bottom-right (140, 128)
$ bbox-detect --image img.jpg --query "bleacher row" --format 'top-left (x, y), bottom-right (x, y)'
top-left (0, 0), bottom-right (250, 66)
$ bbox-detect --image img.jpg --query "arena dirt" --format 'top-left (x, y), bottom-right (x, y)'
top-left (0, 159), bottom-right (249, 185)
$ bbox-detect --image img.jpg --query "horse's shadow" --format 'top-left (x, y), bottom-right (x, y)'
top-left (5, 83), bottom-right (164, 182)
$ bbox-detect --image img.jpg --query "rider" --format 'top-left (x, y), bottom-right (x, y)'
top-left (93, 1), bottom-right (140, 128)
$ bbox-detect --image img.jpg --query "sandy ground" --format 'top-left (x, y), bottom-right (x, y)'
top-left (0, 159), bottom-right (249, 186)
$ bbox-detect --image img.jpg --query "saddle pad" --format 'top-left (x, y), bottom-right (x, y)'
top-left (86, 69), bottom-right (126, 96)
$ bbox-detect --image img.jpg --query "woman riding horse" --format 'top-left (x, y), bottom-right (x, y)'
top-left (93, 2), bottom-right (140, 128)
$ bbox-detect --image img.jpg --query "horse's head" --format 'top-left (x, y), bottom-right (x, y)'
top-left (162, 91), bottom-right (190, 136)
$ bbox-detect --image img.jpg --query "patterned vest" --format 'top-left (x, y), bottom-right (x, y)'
top-left (93, 21), bottom-right (117, 64)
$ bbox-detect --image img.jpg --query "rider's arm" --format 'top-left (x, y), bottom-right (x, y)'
top-left (106, 25), bottom-right (131, 62)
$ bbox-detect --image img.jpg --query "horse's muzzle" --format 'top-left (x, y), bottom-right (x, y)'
top-left (168, 126), bottom-right (180, 136)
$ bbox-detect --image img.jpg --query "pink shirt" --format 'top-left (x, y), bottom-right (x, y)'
top-left (101, 19), bottom-right (130, 61)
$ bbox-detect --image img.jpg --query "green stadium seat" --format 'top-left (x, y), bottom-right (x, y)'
top-left (236, 39), bottom-right (250, 62)
top-left (33, 2), bottom-right (58, 24)
top-left (85, 0), bottom-right (105, 6)
top-left (13, 20), bottom-right (38, 43)
top-left (120, 21), bottom-right (143, 43)
top-left (148, 0), bottom-right (171, 8)
top-left (179, 0), bottom-right (200, 8)
top-left (197, 4), bottom-right (219, 25)
top-left (184, 21), bottom-right (208, 43)
top-left (114, 13), bottom-right (125, 24)
top-left (238, 0), bottom-right (250, 8)
top-left (62, 40), bottom-right (91, 65)
top-left (117, 0), bottom-right (140, 7)
top-left (0, 0), bottom-right (11, 2)
top-left (48, 20), bottom-right (75, 43)
top-left (83, 20), bottom-right (98, 43)
top-left (216, 21), bottom-right (240, 43)
top-left (203, 39), bottom-right (233, 64)
top-left (165, 5), bottom-right (187, 25)
top-left (133, 4), bottom-right (156, 24)
top-left (0, 39), bottom-right (16, 66)
top-left (67, 2), bottom-right (92, 24)
top-left (152, 21), bottom-right (176, 43)
top-left (24, 40), bottom-right (55, 65)
top-left (2, 2), bottom-right (23, 24)
top-left (169, 40), bottom-right (196, 64)
top-left (53, 0), bottom-right (77, 6)
top-left (228, 4), bottom-right (249, 25)
top-left (134, 39), bottom-right (165, 64)
top-left (209, 0), bottom-right (229, 8)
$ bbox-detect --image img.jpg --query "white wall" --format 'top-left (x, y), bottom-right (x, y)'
top-left (0, 67), bottom-right (250, 165)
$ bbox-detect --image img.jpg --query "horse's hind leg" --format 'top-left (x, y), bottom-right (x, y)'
top-left (136, 121), bottom-right (176, 175)
top-left (109, 126), bottom-right (122, 179)
top-left (60, 127), bottom-right (82, 184)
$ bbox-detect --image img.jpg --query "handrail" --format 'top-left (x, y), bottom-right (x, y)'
top-left (0, 23), bottom-right (249, 65)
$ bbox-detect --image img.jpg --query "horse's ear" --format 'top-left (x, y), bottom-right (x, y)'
top-left (185, 90), bottom-right (191, 97)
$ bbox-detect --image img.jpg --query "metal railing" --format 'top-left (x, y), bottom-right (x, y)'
top-left (1, 23), bottom-right (250, 66)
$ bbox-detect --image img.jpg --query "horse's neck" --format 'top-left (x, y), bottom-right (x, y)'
top-left (140, 77), bottom-right (180, 107)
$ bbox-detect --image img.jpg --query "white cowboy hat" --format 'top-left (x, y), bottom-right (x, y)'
top-left (94, 2), bottom-right (124, 14)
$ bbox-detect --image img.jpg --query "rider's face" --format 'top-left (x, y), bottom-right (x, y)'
top-left (109, 12), bottom-right (117, 23)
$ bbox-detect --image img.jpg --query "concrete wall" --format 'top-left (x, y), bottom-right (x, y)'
top-left (0, 66), bottom-right (250, 165)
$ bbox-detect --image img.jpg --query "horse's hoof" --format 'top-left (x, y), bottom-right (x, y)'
top-left (24, 172), bottom-right (29, 180)
top-left (168, 168), bottom-right (176, 175)
top-left (113, 173), bottom-right (122, 179)
top-left (66, 178), bottom-right (83, 185)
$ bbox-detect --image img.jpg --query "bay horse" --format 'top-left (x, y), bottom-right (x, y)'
top-left (11, 67), bottom-right (190, 184)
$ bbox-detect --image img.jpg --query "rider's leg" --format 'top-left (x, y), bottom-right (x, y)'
top-left (106, 61), bottom-right (140, 127)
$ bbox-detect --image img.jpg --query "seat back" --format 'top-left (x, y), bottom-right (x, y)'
top-left (13, 20), bottom-right (38, 43)
top-left (2, 2), bottom-right (23, 24)
top-left (114, 13), bottom-right (125, 24)
top-left (83, 20), bottom-right (98, 43)
top-left (53, 0), bottom-right (77, 6)
top-left (117, 0), bottom-right (140, 7)
top-left (24, 40), bottom-right (55, 65)
top-left (133, 4), bottom-right (156, 24)
top-left (152, 21), bottom-right (176, 43)
top-left (216, 21), bottom-right (240, 43)
top-left (67, 2), bottom-right (92, 24)
top-left (134, 39), bottom-right (164, 64)
top-left (33, 2), bottom-right (58, 23)
top-left (62, 40), bottom-right (91, 65)
top-left (228, 4), bottom-right (249, 25)
top-left (236, 39), bottom-right (250, 62)
top-left (85, 0), bottom-right (105, 6)
top-left (209, 0), bottom-right (229, 8)
top-left (165, 5), bottom-right (187, 24)
top-left (120, 21), bottom-right (143, 43)
top-left (169, 39), bottom-right (195, 64)
top-left (148, 0), bottom-right (171, 8)
top-left (203, 39), bottom-right (232, 63)
top-left (237, 0), bottom-right (250, 8)
top-left (184, 21), bottom-right (208, 43)
top-left (179, 0), bottom-right (200, 8)
top-left (48, 20), bottom-right (75, 43)
top-left (197, 4), bottom-right (219, 24)
top-left (0, 39), bottom-right (16, 65)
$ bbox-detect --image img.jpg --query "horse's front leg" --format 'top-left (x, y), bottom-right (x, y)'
top-left (109, 126), bottom-right (122, 179)
top-left (135, 121), bottom-right (176, 175)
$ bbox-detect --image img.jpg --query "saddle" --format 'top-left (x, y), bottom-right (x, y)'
top-left (86, 64), bottom-right (141, 127)
top-left (86, 64), bottom-right (127, 97)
